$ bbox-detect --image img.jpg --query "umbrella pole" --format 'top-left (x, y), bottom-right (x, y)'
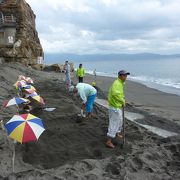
top-left (122, 106), bottom-right (125, 146)
top-left (12, 141), bottom-right (16, 173)
top-left (0, 120), bottom-right (5, 130)
top-left (16, 105), bottom-right (19, 114)
top-left (17, 88), bottom-right (20, 97)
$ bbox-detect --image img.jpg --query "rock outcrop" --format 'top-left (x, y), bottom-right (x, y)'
top-left (0, 0), bottom-right (43, 66)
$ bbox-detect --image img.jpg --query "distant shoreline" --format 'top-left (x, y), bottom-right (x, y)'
top-left (44, 59), bottom-right (180, 97)
top-left (84, 70), bottom-right (180, 96)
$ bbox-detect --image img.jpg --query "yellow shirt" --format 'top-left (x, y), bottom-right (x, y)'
top-left (76, 68), bottom-right (85, 77)
top-left (108, 78), bottom-right (125, 108)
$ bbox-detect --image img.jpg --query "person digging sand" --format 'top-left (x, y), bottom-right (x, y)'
top-left (69, 83), bottom-right (97, 118)
top-left (106, 70), bottom-right (130, 149)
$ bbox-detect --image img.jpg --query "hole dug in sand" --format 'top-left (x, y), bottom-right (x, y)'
top-left (21, 106), bottom-right (133, 169)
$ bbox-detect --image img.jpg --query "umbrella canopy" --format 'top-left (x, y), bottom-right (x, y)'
top-left (3, 97), bottom-right (29, 108)
top-left (22, 85), bottom-right (36, 91)
top-left (13, 80), bottom-right (27, 89)
top-left (25, 77), bottom-right (34, 84)
top-left (26, 92), bottom-right (38, 98)
top-left (30, 95), bottom-right (45, 105)
top-left (18, 75), bottom-right (26, 81)
top-left (23, 88), bottom-right (36, 94)
top-left (5, 113), bottom-right (45, 143)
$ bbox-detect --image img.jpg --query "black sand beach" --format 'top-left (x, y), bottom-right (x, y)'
top-left (0, 63), bottom-right (180, 179)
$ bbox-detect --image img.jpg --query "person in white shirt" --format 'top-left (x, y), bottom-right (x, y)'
top-left (69, 83), bottom-right (97, 117)
top-left (64, 60), bottom-right (71, 87)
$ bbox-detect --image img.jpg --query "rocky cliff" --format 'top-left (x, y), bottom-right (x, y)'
top-left (0, 0), bottom-right (43, 66)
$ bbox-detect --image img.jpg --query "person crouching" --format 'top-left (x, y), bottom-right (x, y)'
top-left (69, 83), bottom-right (97, 118)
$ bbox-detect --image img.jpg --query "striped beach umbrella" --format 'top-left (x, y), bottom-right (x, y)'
top-left (22, 85), bottom-right (36, 91)
top-left (26, 92), bottom-right (38, 98)
top-left (5, 114), bottom-right (45, 143)
top-left (3, 97), bottom-right (29, 108)
top-left (25, 77), bottom-right (34, 84)
top-left (23, 88), bottom-right (36, 94)
top-left (30, 95), bottom-right (45, 105)
top-left (18, 75), bottom-right (26, 81)
top-left (13, 80), bottom-right (27, 89)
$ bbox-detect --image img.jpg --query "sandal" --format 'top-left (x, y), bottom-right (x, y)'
top-left (105, 141), bottom-right (115, 149)
top-left (117, 133), bottom-right (123, 139)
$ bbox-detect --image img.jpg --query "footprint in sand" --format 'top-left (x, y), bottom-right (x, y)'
top-left (73, 161), bottom-right (94, 173)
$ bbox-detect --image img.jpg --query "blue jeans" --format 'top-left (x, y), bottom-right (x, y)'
top-left (86, 93), bottom-right (97, 113)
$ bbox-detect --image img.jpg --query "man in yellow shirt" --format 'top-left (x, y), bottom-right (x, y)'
top-left (76, 64), bottom-right (85, 83)
top-left (106, 70), bottom-right (130, 148)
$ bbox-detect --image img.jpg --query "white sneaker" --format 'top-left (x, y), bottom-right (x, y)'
top-left (77, 113), bottom-right (86, 117)
top-left (80, 109), bottom-right (86, 117)
top-left (81, 113), bottom-right (86, 118)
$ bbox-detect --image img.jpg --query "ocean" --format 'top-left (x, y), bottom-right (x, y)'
top-left (46, 58), bottom-right (180, 96)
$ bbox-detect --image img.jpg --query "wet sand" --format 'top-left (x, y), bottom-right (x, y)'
top-left (0, 63), bottom-right (180, 179)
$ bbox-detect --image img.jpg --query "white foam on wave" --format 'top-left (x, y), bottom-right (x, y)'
top-left (87, 70), bottom-right (180, 89)
top-left (86, 70), bottom-right (117, 78)
top-left (130, 76), bottom-right (180, 89)
top-left (87, 70), bottom-right (180, 96)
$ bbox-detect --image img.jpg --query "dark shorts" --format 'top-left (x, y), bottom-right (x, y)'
top-left (78, 77), bottom-right (83, 83)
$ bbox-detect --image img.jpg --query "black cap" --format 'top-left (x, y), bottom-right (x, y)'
top-left (118, 70), bottom-right (130, 76)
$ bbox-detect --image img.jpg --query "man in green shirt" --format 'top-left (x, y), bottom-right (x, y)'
top-left (106, 70), bottom-right (130, 148)
top-left (76, 64), bottom-right (85, 83)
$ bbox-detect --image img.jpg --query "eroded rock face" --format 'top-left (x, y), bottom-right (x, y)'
top-left (0, 0), bottom-right (43, 65)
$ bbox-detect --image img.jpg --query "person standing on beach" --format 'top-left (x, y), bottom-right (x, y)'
top-left (69, 83), bottom-right (97, 118)
top-left (76, 64), bottom-right (85, 83)
top-left (64, 60), bottom-right (71, 87)
top-left (92, 69), bottom-right (97, 87)
top-left (106, 70), bottom-right (130, 149)
top-left (93, 69), bottom-right (96, 81)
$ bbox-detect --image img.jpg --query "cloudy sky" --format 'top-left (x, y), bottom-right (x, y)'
top-left (26, 0), bottom-right (180, 55)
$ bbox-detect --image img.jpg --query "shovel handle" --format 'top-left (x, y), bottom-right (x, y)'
top-left (122, 106), bottom-right (125, 145)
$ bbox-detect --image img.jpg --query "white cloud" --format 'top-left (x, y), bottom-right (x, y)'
top-left (101, 0), bottom-right (118, 6)
top-left (26, 0), bottom-right (180, 54)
